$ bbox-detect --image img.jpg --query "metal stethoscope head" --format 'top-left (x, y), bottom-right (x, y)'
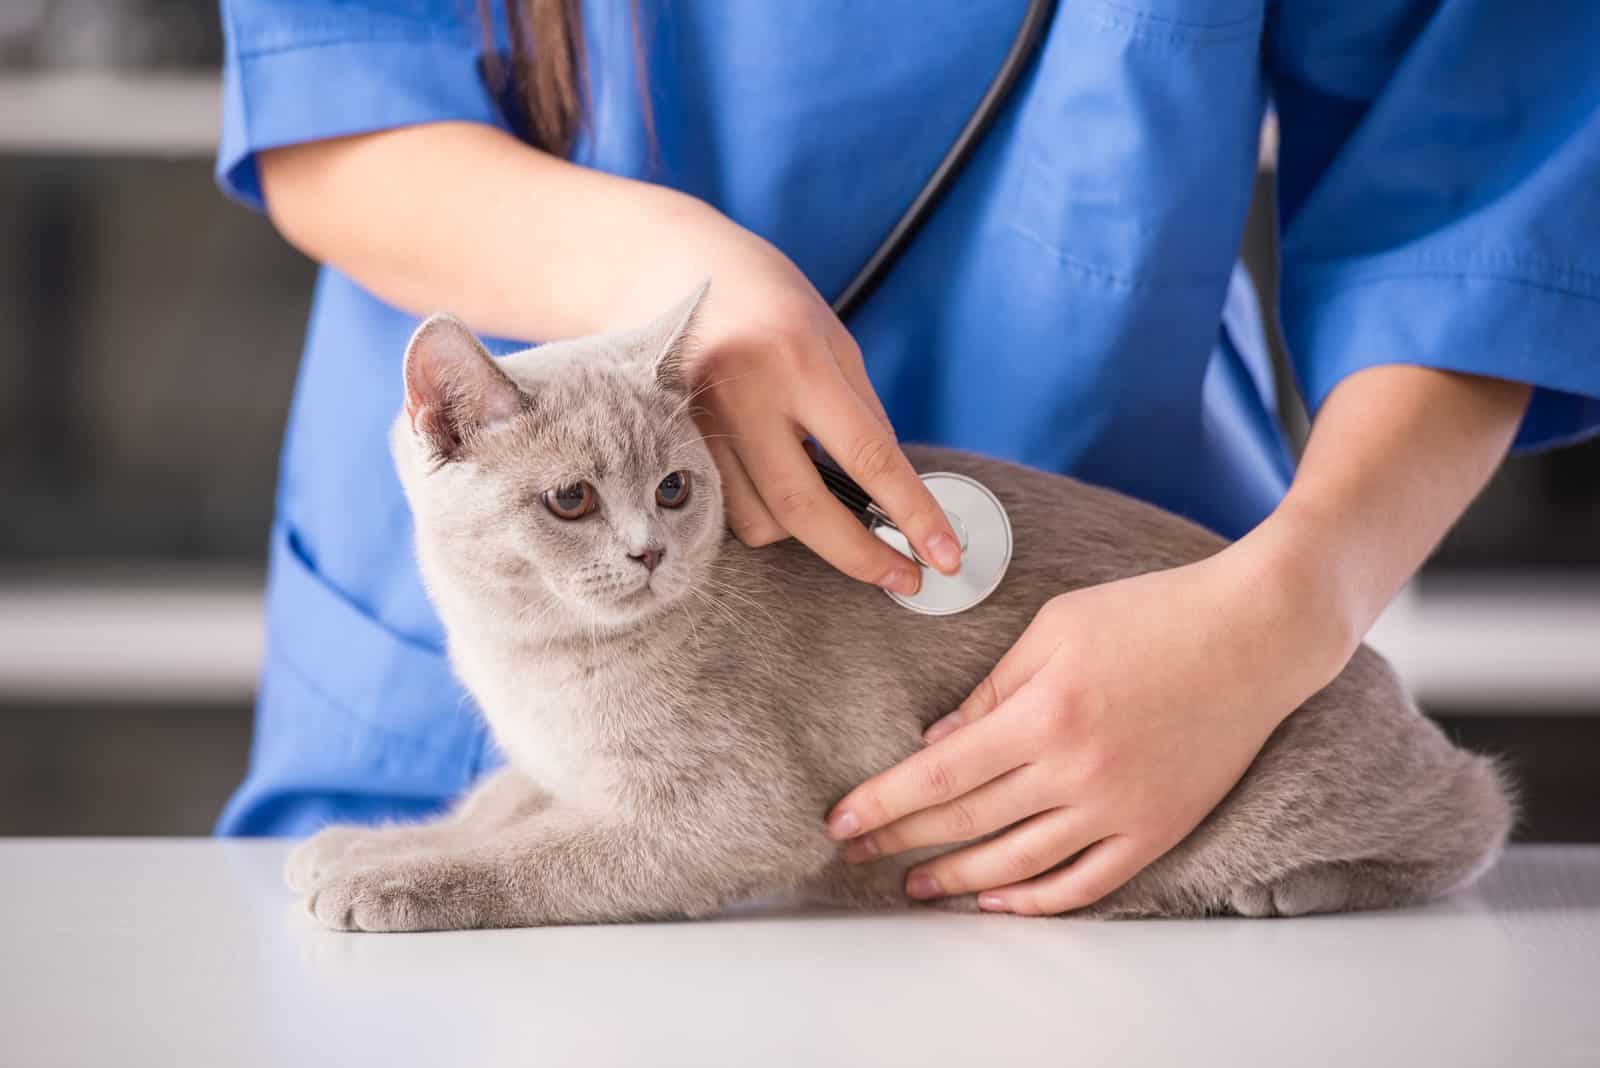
top-left (813, 459), bottom-right (1013, 615)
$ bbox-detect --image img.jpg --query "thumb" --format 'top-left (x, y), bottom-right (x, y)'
top-left (923, 603), bottom-right (1067, 743)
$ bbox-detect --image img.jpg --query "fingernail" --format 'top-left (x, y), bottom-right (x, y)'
top-left (922, 714), bottom-right (959, 744)
top-left (843, 837), bottom-right (880, 863)
top-left (827, 810), bottom-right (859, 839)
top-left (925, 531), bottom-right (961, 574)
top-left (906, 873), bottom-right (943, 899)
top-left (978, 894), bottom-right (1010, 912)
top-left (882, 569), bottom-right (919, 597)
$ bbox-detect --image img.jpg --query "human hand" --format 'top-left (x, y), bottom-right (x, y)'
top-left (618, 194), bottom-right (961, 593)
top-left (824, 547), bottom-right (1355, 914)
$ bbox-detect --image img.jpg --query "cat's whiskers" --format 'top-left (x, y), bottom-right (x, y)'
top-left (584, 604), bottom-right (602, 661)
top-left (667, 429), bottom-right (744, 451)
top-left (663, 429), bottom-right (744, 467)
top-left (688, 582), bottom-right (781, 682)
top-left (668, 434), bottom-right (748, 466)
top-left (701, 575), bottom-right (792, 644)
top-left (685, 587), bottom-right (767, 678)
top-left (707, 557), bottom-right (809, 585)
top-left (665, 370), bottom-right (760, 425)
top-left (674, 595), bottom-right (703, 649)
top-left (512, 594), bottom-right (564, 635)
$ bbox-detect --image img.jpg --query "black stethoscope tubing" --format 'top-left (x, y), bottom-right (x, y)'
top-left (819, 0), bottom-right (1057, 519)
top-left (830, 0), bottom-right (1059, 322)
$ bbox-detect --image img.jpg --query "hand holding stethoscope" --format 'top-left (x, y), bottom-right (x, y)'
top-left (667, 235), bottom-right (967, 599)
top-left (680, 0), bottom-right (1050, 609)
top-left (800, 0), bottom-right (1052, 612)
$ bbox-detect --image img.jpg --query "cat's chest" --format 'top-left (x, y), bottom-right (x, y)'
top-left (472, 655), bottom-right (687, 810)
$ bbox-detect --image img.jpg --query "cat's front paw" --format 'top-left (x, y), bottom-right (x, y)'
top-left (305, 862), bottom-right (481, 933)
top-left (285, 826), bottom-right (383, 893)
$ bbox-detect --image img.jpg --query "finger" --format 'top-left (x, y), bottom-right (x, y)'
top-left (826, 327), bottom-right (893, 432)
top-left (729, 413), bottom-right (923, 595)
top-left (827, 713), bottom-right (1019, 839)
top-left (799, 370), bottom-right (961, 575)
top-left (707, 437), bottom-right (785, 546)
top-left (844, 765), bottom-right (1046, 862)
top-left (924, 608), bottom-right (1067, 743)
top-left (902, 807), bottom-right (1099, 899)
top-left (977, 834), bottom-right (1154, 916)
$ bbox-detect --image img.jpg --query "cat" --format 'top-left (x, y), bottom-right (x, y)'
top-left (287, 285), bottom-right (1513, 931)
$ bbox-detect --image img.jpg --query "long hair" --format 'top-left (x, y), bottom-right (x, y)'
top-left (480, 0), bottom-right (648, 159)
top-left (476, 0), bottom-right (585, 156)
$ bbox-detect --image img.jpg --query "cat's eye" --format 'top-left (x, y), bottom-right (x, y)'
top-left (656, 471), bottom-right (692, 509)
top-left (543, 481), bottom-right (596, 520)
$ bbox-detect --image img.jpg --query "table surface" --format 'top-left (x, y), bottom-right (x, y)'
top-left (2, 840), bottom-right (1597, 1068)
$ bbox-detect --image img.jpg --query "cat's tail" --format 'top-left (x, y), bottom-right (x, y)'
top-left (1424, 747), bottom-right (1517, 898)
top-left (1284, 746), bottom-right (1517, 917)
top-left (1280, 736), bottom-right (1517, 916)
top-left (1327, 654), bottom-right (1519, 908)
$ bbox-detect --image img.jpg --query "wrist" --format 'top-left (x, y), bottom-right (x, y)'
top-left (1222, 504), bottom-right (1368, 692)
top-left (597, 186), bottom-right (722, 327)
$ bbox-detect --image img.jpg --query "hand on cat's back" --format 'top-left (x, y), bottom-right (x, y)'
top-left (826, 549), bottom-right (1359, 916)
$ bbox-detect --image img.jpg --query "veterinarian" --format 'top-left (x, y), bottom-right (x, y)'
top-left (217, 1), bottom-right (1600, 914)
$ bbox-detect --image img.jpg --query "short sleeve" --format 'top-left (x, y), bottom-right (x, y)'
top-left (217, 0), bottom-right (509, 211)
top-left (1267, 1), bottom-right (1600, 452)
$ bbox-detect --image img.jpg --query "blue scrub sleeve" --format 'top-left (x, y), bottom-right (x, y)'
top-left (217, 0), bottom-right (508, 211)
top-left (1267, 2), bottom-right (1600, 452)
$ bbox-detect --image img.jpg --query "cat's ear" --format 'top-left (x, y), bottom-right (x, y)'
top-left (642, 279), bottom-right (710, 393)
top-left (403, 314), bottom-right (526, 459)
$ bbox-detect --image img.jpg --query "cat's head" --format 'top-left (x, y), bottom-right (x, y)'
top-left (392, 284), bottom-right (725, 634)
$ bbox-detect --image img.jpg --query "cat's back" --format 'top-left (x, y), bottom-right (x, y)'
top-left (903, 445), bottom-right (1229, 591)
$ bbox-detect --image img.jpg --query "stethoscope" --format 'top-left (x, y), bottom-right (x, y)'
top-left (813, 0), bottom-right (1056, 615)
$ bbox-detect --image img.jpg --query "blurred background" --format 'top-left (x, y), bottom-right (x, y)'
top-left (1, 0), bottom-right (1596, 840)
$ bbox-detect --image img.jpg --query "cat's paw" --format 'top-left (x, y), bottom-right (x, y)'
top-left (285, 826), bottom-right (383, 893)
top-left (1228, 867), bottom-right (1354, 918)
top-left (305, 862), bottom-right (475, 933)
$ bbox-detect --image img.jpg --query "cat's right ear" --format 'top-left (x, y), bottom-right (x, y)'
top-left (645, 279), bottom-right (711, 393)
top-left (403, 314), bottom-right (526, 460)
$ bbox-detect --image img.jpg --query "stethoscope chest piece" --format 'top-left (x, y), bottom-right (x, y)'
top-left (872, 472), bottom-right (1012, 616)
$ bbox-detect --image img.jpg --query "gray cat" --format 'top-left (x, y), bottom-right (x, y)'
top-left (287, 286), bottom-right (1513, 931)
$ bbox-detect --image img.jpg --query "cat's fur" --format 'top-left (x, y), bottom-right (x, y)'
top-left (288, 287), bottom-right (1513, 931)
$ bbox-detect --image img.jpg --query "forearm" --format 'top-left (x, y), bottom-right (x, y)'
top-left (1239, 365), bottom-right (1530, 680)
top-left (259, 121), bottom-right (712, 339)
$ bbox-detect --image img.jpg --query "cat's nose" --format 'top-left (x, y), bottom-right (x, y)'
top-left (629, 546), bottom-right (664, 573)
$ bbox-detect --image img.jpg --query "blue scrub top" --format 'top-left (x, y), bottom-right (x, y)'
top-left (215, 0), bottom-right (1600, 836)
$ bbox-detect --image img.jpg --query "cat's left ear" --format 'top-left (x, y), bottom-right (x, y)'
top-left (403, 314), bottom-right (526, 460)
top-left (642, 279), bottom-right (710, 393)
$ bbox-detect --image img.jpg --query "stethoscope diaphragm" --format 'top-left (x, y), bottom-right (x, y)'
top-left (812, 458), bottom-right (1013, 615)
top-left (870, 472), bottom-right (1012, 615)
